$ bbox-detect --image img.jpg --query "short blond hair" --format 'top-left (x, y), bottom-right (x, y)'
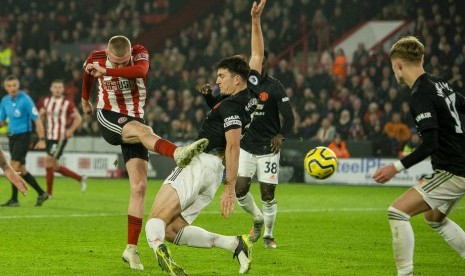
top-left (389, 36), bottom-right (424, 64)
top-left (108, 35), bottom-right (131, 56)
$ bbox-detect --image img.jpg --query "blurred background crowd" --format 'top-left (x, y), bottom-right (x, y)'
top-left (0, 0), bottom-right (463, 158)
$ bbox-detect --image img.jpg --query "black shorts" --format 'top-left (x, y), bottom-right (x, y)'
top-left (96, 109), bottom-right (149, 163)
top-left (8, 132), bottom-right (31, 164)
top-left (46, 139), bottom-right (68, 159)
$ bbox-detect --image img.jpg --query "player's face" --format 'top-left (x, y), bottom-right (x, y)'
top-left (50, 82), bottom-right (64, 98)
top-left (216, 68), bottom-right (239, 96)
top-left (4, 79), bottom-right (20, 97)
top-left (391, 58), bottom-right (405, 85)
top-left (107, 50), bottom-right (131, 68)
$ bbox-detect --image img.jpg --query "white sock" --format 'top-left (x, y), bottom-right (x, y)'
top-left (263, 198), bottom-right (277, 238)
top-left (145, 218), bottom-right (166, 250)
top-left (388, 206), bottom-right (414, 276)
top-left (237, 192), bottom-right (263, 221)
top-left (427, 218), bottom-right (465, 258)
top-left (174, 225), bottom-right (238, 252)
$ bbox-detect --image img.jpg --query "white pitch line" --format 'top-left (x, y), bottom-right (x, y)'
top-left (1, 206), bottom-right (463, 220)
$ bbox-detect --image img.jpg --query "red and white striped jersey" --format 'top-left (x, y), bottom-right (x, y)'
top-left (82, 45), bottom-right (149, 118)
top-left (39, 96), bottom-right (76, 140)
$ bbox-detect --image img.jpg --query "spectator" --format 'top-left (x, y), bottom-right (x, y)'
top-left (399, 132), bottom-right (421, 158)
top-left (347, 117), bottom-right (366, 141)
top-left (327, 133), bottom-right (350, 158)
top-left (383, 112), bottom-right (411, 155)
top-left (311, 117), bottom-right (336, 144)
top-left (368, 120), bottom-right (392, 157)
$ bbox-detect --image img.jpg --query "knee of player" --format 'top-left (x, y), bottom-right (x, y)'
top-left (235, 177), bottom-right (251, 198)
top-left (387, 206), bottom-right (411, 221)
top-left (262, 197), bottom-right (277, 207)
top-left (130, 181), bottom-right (147, 195)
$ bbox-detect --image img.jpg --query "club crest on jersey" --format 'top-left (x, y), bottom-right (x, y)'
top-left (259, 91), bottom-right (268, 101)
top-left (118, 117), bottom-right (128, 124)
top-left (248, 75), bottom-right (259, 85)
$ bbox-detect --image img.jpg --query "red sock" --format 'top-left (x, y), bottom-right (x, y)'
top-left (46, 167), bottom-right (54, 195)
top-left (128, 215), bottom-right (143, 245)
top-left (154, 139), bottom-right (177, 158)
top-left (57, 166), bottom-right (82, 181)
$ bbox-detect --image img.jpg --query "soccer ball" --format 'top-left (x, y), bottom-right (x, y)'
top-left (304, 146), bottom-right (338, 180)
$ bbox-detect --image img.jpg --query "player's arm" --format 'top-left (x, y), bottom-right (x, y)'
top-left (0, 145), bottom-right (27, 195)
top-left (373, 128), bottom-right (437, 184)
top-left (197, 84), bottom-right (222, 108)
top-left (34, 118), bottom-right (46, 149)
top-left (271, 83), bottom-right (295, 153)
top-left (66, 108), bottom-right (82, 139)
top-left (221, 128), bottom-right (241, 218)
top-left (81, 58), bottom-right (96, 115)
top-left (248, 0), bottom-right (266, 73)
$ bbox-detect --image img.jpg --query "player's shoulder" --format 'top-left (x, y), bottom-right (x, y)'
top-left (88, 50), bottom-right (107, 61)
top-left (132, 44), bottom-right (149, 62)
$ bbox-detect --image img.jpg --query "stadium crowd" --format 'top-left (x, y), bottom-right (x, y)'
top-left (0, 0), bottom-right (463, 157)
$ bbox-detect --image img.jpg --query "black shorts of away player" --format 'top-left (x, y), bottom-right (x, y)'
top-left (8, 132), bottom-right (31, 164)
top-left (96, 109), bottom-right (149, 163)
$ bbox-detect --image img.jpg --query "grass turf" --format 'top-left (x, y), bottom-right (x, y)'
top-left (0, 177), bottom-right (464, 275)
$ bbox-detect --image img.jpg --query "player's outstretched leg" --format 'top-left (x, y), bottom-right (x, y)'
top-left (173, 138), bottom-right (208, 167)
top-left (233, 234), bottom-right (253, 274)
top-left (80, 175), bottom-right (88, 192)
top-left (156, 243), bottom-right (187, 276)
top-left (122, 244), bottom-right (144, 270)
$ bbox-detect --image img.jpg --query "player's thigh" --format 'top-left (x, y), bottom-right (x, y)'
top-left (391, 187), bottom-right (430, 216)
top-left (150, 184), bottom-right (183, 224)
top-left (415, 170), bottom-right (465, 216)
top-left (238, 148), bottom-right (258, 178)
top-left (121, 120), bottom-right (154, 144)
top-left (9, 133), bottom-right (30, 164)
top-left (166, 154), bottom-right (223, 224)
top-left (96, 109), bottom-right (124, 145)
top-left (256, 152), bottom-right (280, 184)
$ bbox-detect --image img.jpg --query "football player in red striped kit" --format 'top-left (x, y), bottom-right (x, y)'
top-left (81, 36), bottom-right (208, 270)
top-left (38, 79), bottom-right (86, 196)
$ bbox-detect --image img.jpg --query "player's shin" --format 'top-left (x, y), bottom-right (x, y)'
top-left (174, 225), bottom-right (237, 252)
top-left (426, 218), bottom-right (465, 258)
top-left (237, 192), bottom-right (263, 220)
top-left (263, 198), bottom-right (277, 237)
top-left (145, 218), bottom-right (166, 250)
top-left (388, 206), bottom-right (414, 276)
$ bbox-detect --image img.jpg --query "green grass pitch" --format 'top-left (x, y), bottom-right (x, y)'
top-left (1, 177), bottom-right (464, 275)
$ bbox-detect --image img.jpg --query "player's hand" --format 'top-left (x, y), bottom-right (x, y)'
top-left (4, 167), bottom-right (27, 195)
top-left (220, 185), bottom-right (236, 218)
top-left (372, 164), bottom-right (397, 184)
top-left (85, 63), bottom-right (106, 77)
top-left (34, 140), bottom-right (46, 150)
top-left (196, 84), bottom-right (212, 96)
top-left (270, 133), bottom-right (284, 154)
top-left (251, 0), bottom-right (266, 18)
top-left (81, 99), bottom-right (94, 115)
top-left (65, 129), bottom-right (74, 139)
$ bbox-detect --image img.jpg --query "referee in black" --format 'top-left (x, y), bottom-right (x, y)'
top-left (235, 50), bottom-right (295, 249)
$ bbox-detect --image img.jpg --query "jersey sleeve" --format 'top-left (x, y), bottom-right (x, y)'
top-left (105, 45), bottom-right (149, 78)
top-left (247, 70), bottom-right (262, 97)
top-left (219, 102), bottom-right (243, 132)
top-left (25, 95), bottom-right (39, 120)
top-left (81, 53), bottom-right (95, 101)
top-left (273, 79), bottom-right (294, 137)
top-left (410, 91), bottom-right (437, 133)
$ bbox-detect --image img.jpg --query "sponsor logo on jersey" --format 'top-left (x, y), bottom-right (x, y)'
top-left (248, 75), bottom-right (259, 85)
top-left (224, 115), bottom-right (242, 128)
top-left (103, 79), bottom-right (136, 91)
top-left (415, 112), bottom-right (432, 122)
top-left (118, 117), bottom-right (128, 124)
top-left (259, 91), bottom-right (268, 101)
